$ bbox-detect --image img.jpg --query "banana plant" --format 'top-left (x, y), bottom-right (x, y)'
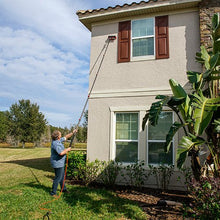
top-left (142, 13), bottom-right (220, 179)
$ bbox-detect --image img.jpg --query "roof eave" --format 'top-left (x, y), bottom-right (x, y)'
top-left (77, 0), bottom-right (202, 31)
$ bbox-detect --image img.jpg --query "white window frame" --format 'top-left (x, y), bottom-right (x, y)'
top-left (114, 112), bottom-right (139, 164)
top-left (146, 111), bottom-right (175, 166)
top-left (131, 17), bottom-right (155, 61)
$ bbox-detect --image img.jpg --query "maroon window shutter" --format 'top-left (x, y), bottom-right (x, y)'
top-left (155, 15), bottom-right (169, 59)
top-left (118, 21), bottom-right (131, 63)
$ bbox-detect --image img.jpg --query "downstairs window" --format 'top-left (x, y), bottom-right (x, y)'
top-left (147, 111), bottom-right (174, 165)
top-left (115, 112), bottom-right (138, 163)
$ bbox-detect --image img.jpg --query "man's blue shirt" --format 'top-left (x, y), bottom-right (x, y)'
top-left (50, 137), bottom-right (66, 168)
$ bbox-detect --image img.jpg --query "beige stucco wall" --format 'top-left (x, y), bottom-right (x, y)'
top-left (89, 11), bottom-right (201, 92)
top-left (87, 10), bottom-right (201, 190)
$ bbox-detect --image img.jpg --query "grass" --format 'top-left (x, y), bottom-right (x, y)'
top-left (0, 148), bottom-right (146, 220)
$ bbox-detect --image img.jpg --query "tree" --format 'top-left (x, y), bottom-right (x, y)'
top-left (72, 110), bottom-right (88, 143)
top-left (142, 14), bottom-right (220, 180)
top-left (0, 111), bottom-right (9, 142)
top-left (7, 99), bottom-right (47, 148)
top-left (40, 125), bottom-right (51, 143)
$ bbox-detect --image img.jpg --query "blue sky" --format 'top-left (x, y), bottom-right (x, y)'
top-left (0, 0), bottom-right (139, 128)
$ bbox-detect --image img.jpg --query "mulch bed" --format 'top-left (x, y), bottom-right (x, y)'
top-left (114, 186), bottom-right (193, 220)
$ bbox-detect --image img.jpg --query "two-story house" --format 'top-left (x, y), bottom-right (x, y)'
top-left (77, 0), bottom-right (219, 190)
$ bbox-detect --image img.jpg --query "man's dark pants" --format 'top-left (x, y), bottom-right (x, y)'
top-left (51, 167), bottom-right (67, 195)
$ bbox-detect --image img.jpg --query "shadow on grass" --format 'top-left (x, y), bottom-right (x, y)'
top-left (24, 182), bottom-right (52, 194)
top-left (25, 182), bottom-right (145, 220)
top-left (2, 157), bottom-right (53, 173)
top-left (64, 186), bottom-right (145, 219)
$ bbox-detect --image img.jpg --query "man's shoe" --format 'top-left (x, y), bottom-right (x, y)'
top-left (50, 192), bottom-right (58, 198)
top-left (62, 190), bottom-right (70, 194)
top-left (51, 194), bottom-right (58, 198)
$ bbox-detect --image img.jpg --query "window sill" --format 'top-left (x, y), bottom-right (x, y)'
top-left (130, 55), bottom-right (155, 62)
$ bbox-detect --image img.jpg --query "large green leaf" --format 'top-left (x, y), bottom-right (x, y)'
top-left (212, 14), bottom-right (220, 60)
top-left (142, 112), bottom-right (149, 131)
top-left (169, 79), bottom-right (187, 120)
top-left (167, 97), bottom-right (185, 106)
top-left (210, 75), bottom-right (220, 80)
top-left (165, 122), bottom-right (184, 153)
top-left (192, 91), bottom-right (220, 135)
top-left (149, 101), bottom-right (164, 126)
top-left (177, 136), bottom-right (205, 168)
top-left (155, 95), bottom-right (167, 100)
top-left (187, 71), bottom-right (202, 84)
top-left (148, 96), bottom-right (170, 126)
top-left (209, 53), bottom-right (219, 70)
top-left (169, 79), bottom-right (189, 121)
top-left (169, 79), bottom-right (187, 98)
top-left (177, 148), bottom-right (188, 169)
top-left (185, 95), bottom-right (192, 119)
top-left (148, 95), bottom-right (186, 127)
top-left (213, 119), bottom-right (220, 133)
top-left (177, 136), bottom-right (193, 169)
top-left (200, 46), bottom-right (210, 70)
top-left (212, 13), bottom-right (219, 32)
top-left (142, 96), bottom-right (185, 130)
top-left (195, 52), bottom-right (205, 64)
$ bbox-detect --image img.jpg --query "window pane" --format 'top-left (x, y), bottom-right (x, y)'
top-left (148, 142), bottom-right (173, 164)
top-left (116, 113), bottom-right (138, 140)
top-left (116, 142), bottom-right (138, 163)
top-left (132, 38), bottom-right (154, 57)
top-left (148, 112), bottom-right (173, 140)
top-left (132, 18), bottom-right (154, 37)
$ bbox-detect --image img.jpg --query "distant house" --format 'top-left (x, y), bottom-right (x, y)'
top-left (77, 0), bottom-right (220, 190)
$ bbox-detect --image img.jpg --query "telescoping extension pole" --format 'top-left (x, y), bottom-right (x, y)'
top-left (40, 35), bottom-right (116, 220)
top-left (68, 35), bottom-right (116, 148)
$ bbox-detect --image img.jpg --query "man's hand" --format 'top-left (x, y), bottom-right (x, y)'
top-left (59, 147), bottom-right (71, 156)
top-left (67, 147), bottom-right (72, 152)
top-left (65, 129), bottom-right (78, 140)
top-left (72, 129), bottom-right (78, 134)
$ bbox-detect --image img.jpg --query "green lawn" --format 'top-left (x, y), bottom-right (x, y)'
top-left (0, 148), bottom-right (147, 220)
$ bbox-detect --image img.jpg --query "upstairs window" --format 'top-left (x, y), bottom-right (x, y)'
top-left (118, 15), bottom-right (169, 63)
top-left (132, 18), bottom-right (155, 59)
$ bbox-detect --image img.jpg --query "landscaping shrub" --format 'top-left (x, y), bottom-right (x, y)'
top-left (81, 159), bottom-right (103, 186)
top-left (186, 177), bottom-right (220, 219)
top-left (67, 157), bottom-right (176, 192)
top-left (67, 151), bottom-right (86, 180)
top-left (0, 143), bottom-right (10, 148)
top-left (67, 157), bottom-right (121, 187)
top-left (98, 160), bottom-right (121, 187)
top-left (64, 142), bottom-right (87, 149)
top-left (42, 142), bottom-right (51, 148)
top-left (42, 142), bottom-right (87, 148)
top-left (121, 161), bottom-right (149, 188)
top-left (149, 164), bottom-right (174, 190)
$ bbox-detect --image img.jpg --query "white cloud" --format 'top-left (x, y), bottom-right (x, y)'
top-left (0, 27), bottom-right (88, 87)
top-left (0, 0), bottom-right (142, 127)
top-left (44, 111), bottom-right (74, 128)
top-left (0, 0), bottom-right (91, 55)
top-left (0, 26), bottom-right (88, 127)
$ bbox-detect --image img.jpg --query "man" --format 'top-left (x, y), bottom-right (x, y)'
top-left (50, 129), bottom-right (77, 196)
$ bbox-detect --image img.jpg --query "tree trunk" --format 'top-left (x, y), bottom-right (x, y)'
top-left (191, 153), bottom-right (202, 181)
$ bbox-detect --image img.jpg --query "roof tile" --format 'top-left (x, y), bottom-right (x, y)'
top-left (76, 0), bottom-right (167, 15)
